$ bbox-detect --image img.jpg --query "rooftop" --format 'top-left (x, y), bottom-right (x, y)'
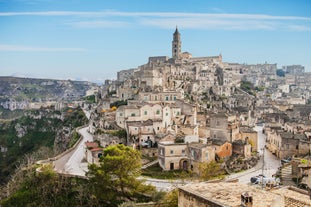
top-left (179, 182), bottom-right (278, 206)
top-left (85, 141), bottom-right (99, 149)
top-left (179, 182), bottom-right (311, 207)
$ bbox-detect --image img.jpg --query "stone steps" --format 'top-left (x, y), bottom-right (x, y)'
top-left (142, 160), bottom-right (158, 169)
top-left (280, 164), bottom-right (295, 186)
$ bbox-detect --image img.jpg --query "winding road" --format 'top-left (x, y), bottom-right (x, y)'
top-left (54, 126), bottom-right (92, 176)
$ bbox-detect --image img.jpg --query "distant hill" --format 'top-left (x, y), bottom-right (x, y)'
top-left (0, 76), bottom-right (96, 110)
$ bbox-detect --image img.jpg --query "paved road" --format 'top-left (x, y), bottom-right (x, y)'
top-left (142, 177), bottom-right (188, 192)
top-left (226, 125), bottom-right (281, 184)
top-left (54, 126), bottom-right (92, 176)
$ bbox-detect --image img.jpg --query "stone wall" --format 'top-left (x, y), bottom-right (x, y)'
top-left (284, 196), bottom-right (311, 207)
top-left (178, 188), bottom-right (229, 207)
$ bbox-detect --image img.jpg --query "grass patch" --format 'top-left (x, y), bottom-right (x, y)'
top-left (141, 163), bottom-right (191, 180)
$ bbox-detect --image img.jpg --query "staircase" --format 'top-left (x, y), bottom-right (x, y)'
top-left (142, 160), bottom-right (158, 169)
top-left (280, 163), bottom-right (295, 186)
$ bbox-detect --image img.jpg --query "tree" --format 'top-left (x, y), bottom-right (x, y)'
top-left (198, 161), bottom-right (226, 181)
top-left (86, 144), bottom-right (155, 206)
top-left (163, 189), bottom-right (178, 207)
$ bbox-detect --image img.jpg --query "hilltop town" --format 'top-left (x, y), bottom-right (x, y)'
top-left (2, 28), bottom-right (311, 206)
top-left (81, 28), bottom-right (311, 206)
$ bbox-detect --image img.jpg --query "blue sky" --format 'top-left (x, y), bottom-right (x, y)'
top-left (0, 0), bottom-right (311, 83)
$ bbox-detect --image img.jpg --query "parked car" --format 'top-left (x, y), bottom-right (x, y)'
top-left (250, 174), bottom-right (265, 184)
top-left (251, 175), bottom-right (280, 186)
top-left (281, 157), bottom-right (292, 165)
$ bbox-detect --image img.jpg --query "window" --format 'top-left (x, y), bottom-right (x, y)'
top-left (156, 110), bottom-right (160, 115)
top-left (182, 149), bottom-right (185, 154)
top-left (165, 96), bottom-right (169, 101)
top-left (131, 113), bottom-right (135, 117)
top-left (135, 128), bottom-right (137, 130)
top-left (216, 121), bottom-right (220, 126)
top-left (144, 111), bottom-right (147, 115)
top-left (206, 152), bottom-right (208, 160)
top-left (177, 111), bottom-right (180, 115)
top-left (170, 150), bottom-right (174, 154)
top-left (166, 113), bottom-right (169, 116)
top-left (174, 96), bottom-right (177, 100)
top-left (191, 150), bottom-right (194, 157)
top-left (155, 96), bottom-right (158, 101)
top-left (119, 113), bottom-right (123, 116)
top-left (157, 127), bottom-right (159, 130)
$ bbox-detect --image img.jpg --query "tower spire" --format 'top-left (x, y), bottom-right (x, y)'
top-left (172, 27), bottom-right (181, 59)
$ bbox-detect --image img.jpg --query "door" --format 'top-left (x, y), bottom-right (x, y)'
top-left (170, 163), bottom-right (174, 170)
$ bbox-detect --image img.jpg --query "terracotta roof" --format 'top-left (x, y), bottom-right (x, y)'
top-left (90, 147), bottom-right (103, 152)
top-left (85, 141), bottom-right (99, 148)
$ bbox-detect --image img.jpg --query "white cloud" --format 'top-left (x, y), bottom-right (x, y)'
top-left (0, 10), bottom-right (310, 31)
top-left (0, 10), bottom-right (310, 20)
top-left (287, 25), bottom-right (311, 31)
top-left (139, 18), bottom-right (278, 30)
top-left (0, 44), bottom-right (86, 52)
top-left (70, 20), bottom-right (129, 28)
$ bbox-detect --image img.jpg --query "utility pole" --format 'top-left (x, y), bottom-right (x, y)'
top-left (261, 147), bottom-right (265, 189)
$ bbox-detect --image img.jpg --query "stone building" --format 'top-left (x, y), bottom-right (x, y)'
top-left (158, 141), bottom-right (215, 174)
top-left (209, 113), bottom-right (238, 143)
top-left (85, 141), bottom-right (103, 165)
top-left (178, 182), bottom-right (311, 207)
top-left (126, 119), bottom-right (162, 147)
top-left (239, 126), bottom-right (258, 152)
top-left (266, 130), bottom-right (310, 159)
top-left (210, 113), bottom-right (230, 142)
top-left (212, 139), bottom-right (232, 160)
top-left (232, 139), bottom-right (252, 158)
top-left (158, 142), bottom-right (188, 171)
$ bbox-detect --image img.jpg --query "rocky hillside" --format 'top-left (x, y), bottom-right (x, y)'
top-left (0, 76), bottom-right (96, 110)
top-left (0, 107), bottom-right (88, 185)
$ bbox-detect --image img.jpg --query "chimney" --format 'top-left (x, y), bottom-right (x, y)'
top-left (241, 192), bottom-right (253, 207)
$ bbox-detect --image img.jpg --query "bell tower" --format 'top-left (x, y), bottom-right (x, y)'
top-left (172, 27), bottom-right (181, 59)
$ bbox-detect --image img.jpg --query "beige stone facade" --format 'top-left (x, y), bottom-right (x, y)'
top-left (158, 142), bottom-right (215, 173)
top-left (239, 126), bottom-right (258, 152)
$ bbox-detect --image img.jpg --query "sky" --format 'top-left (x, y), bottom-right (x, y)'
top-left (0, 0), bottom-right (311, 83)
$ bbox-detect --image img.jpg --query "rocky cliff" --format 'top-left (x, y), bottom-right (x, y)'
top-left (0, 76), bottom-right (96, 110)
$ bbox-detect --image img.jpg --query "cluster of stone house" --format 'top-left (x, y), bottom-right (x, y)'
top-left (115, 99), bottom-right (197, 147)
top-left (265, 122), bottom-right (311, 159)
top-left (93, 28), bottom-right (311, 179)
top-left (157, 112), bottom-right (257, 174)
